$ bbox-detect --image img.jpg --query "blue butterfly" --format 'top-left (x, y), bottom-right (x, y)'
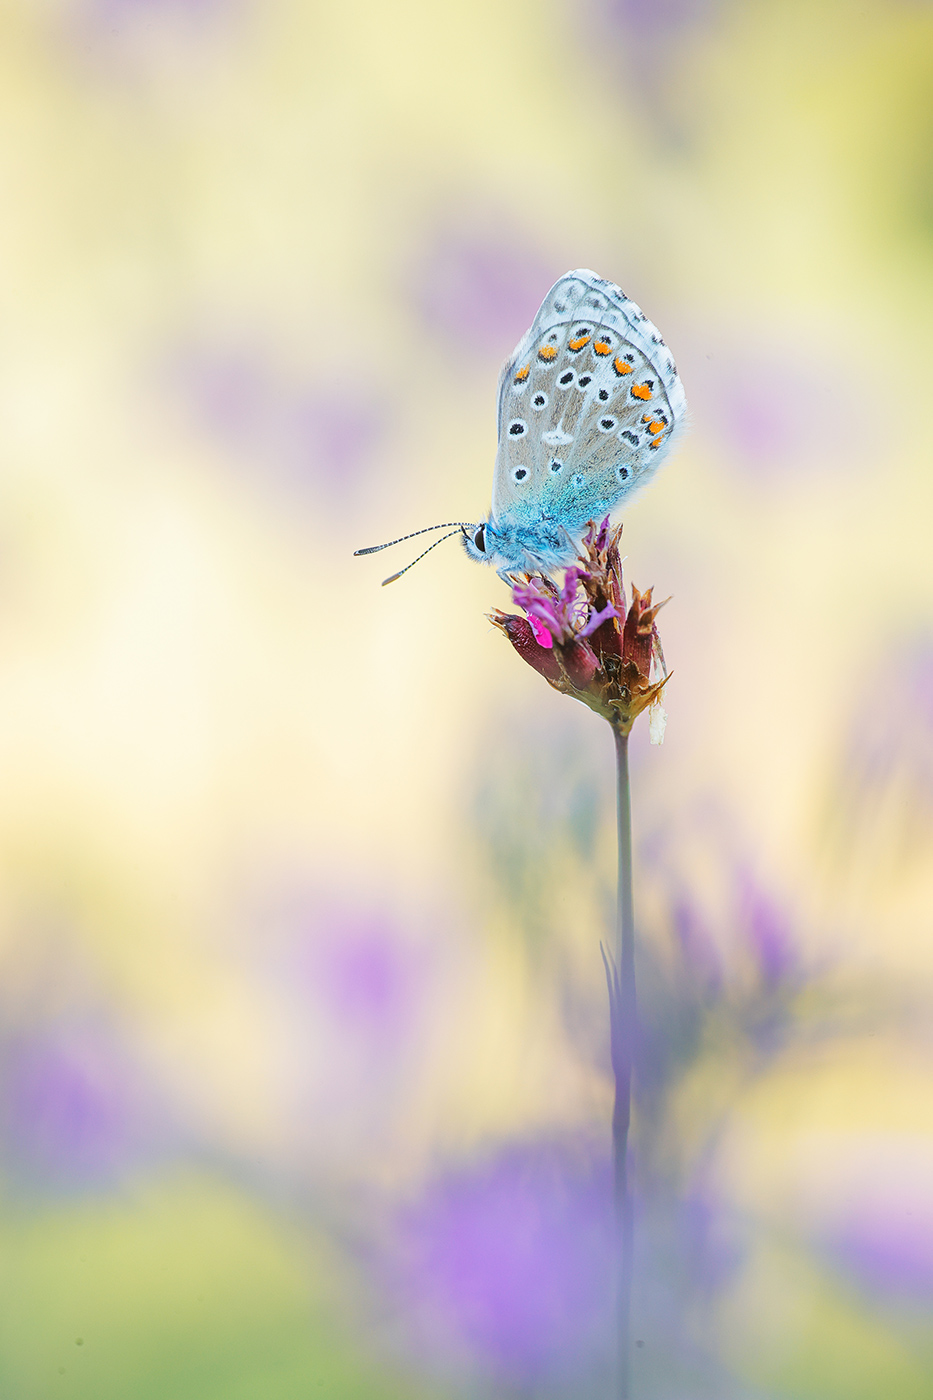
top-left (357, 269), bottom-right (686, 583)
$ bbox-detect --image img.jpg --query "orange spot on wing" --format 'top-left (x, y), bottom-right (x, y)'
top-left (631, 383), bottom-right (652, 400)
top-left (514, 364), bottom-right (530, 382)
top-left (568, 335), bottom-right (591, 351)
top-left (538, 345), bottom-right (558, 362)
top-left (593, 340), bottom-right (611, 356)
top-left (613, 357), bottom-right (633, 375)
top-left (647, 419), bottom-right (665, 434)
top-left (650, 435), bottom-right (664, 449)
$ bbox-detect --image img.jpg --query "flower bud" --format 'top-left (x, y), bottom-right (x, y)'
top-left (493, 612), bottom-right (563, 682)
top-left (491, 519), bottom-right (670, 736)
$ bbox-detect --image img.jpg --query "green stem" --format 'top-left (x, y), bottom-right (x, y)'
top-left (612, 724), bottom-right (635, 1398)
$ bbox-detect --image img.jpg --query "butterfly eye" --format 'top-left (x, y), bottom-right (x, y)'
top-left (532, 392), bottom-right (548, 410)
top-left (473, 524), bottom-right (486, 553)
top-left (508, 419), bottom-right (527, 437)
top-left (557, 370), bottom-right (576, 389)
top-left (513, 467), bottom-right (528, 482)
top-left (598, 416), bottom-right (618, 432)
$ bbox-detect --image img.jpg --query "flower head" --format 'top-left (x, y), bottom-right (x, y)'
top-left (491, 520), bottom-right (669, 738)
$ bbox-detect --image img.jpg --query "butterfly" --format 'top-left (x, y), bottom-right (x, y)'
top-left (356, 269), bottom-right (686, 583)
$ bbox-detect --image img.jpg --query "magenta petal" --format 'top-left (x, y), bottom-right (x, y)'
top-left (528, 615), bottom-right (554, 648)
top-left (499, 615), bottom-right (563, 681)
top-left (578, 602), bottom-right (618, 639)
top-left (558, 567), bottom-right (581, 611)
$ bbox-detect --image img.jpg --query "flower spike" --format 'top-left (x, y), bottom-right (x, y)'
top-left (489, 521), bottom-right (670, 738)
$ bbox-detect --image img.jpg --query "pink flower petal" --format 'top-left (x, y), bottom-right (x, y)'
top-left (528, 615), bottom-right (554, 648)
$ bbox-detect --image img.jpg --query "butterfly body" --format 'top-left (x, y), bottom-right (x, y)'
top-left (463, 269), bottom-right (686, 577)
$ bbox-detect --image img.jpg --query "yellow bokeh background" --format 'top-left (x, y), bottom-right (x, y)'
top-left (0, 1), bottom-right (931, 1396)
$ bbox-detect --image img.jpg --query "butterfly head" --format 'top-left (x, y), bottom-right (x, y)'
top-left (461, 514), bottom-right (583, 579)
top-left (461, 520), bottom-right (490, 564)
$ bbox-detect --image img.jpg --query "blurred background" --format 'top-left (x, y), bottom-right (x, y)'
top-left (0, 1), bottom-right (931, 1396)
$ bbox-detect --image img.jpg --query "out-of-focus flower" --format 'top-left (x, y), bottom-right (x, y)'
top-left (0, 1028), bottom-right (144, 1186)
top-left (169, 341), bottom-right (387, 503)
top-left (826, 636), bottom-right (933, 880)
top-left (392, 1139), bottom-right (612, 1386)
top-left (412, 218), bottom-right (554, 358)
top-left (491, 519), bottom-right (669, 739)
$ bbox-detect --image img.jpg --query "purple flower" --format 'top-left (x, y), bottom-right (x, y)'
top-left (411, 222), bottom-right (554, 357)
top-left (310, 913), bottom-right (424, 1045)
top-left (687, 338), bottom-right (873, 481)
top-left (1, 1030), bottom-right (140, 1184)
top-left (830, 1209), bottom-right (933, 1299)
top-left (393, 1140), bottom-right (612, 1384)
top-left (243, 890), bottom-right (451, 1168)
top-left (169, 341), bottom-right (386, 501)
top-left (598, 0), bottom-right (713, 38)
top-left (736, 869), bottom-right (795, 986)
top-left (492, 520), bottom-right (668, 737)
top-left (510, 570), bottom-right (587, 646)
top-left (815, 1136), bottom-right (933, 1301)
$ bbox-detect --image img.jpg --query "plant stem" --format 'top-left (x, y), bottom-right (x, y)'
top-left (612, 724), bottom-right (635, 1398)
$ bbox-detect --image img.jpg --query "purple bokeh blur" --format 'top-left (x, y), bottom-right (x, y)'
top-left (820, 1140), bottom-right (933, 1301)
top-left (392, 1140), bottom-right (613, 1387)
top-left (670, 893), bottom-right (723, 995)
top-left (79, 0), bottom-right (229, 25)
top-left (830, 1213), bottom-right (933, 1300)
top-left (171, 342), bottom-right (387, 504)
top-left (579, 0), bottom-right (719, 142)
top-left (66, 0), bottom-right (239, 70)
top-left (245, 888), bottom-right (443, 1160)
top-left (735, 869), bottom-right (795, 988)
top-left (687, 340), bottom-right (873, 480)
top-left (410, 219), bottom-right (556, 361)
top-left (644, 806), bottom-right (801, 997)
top-left (597, 0), bottom-right (715, 35)
top-left (295, 905), bottom-right (428, 1049)
top-left (851, 638), bottom-right (933, 793)
top-left (1, 1027), bottom-right (141, 1186)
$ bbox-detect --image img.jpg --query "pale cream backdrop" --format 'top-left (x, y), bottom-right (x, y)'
top-left (0, 1), bottom-right (930, 1397)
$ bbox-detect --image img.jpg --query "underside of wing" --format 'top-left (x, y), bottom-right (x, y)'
top-left (492, 270), bottom-right (686, 528)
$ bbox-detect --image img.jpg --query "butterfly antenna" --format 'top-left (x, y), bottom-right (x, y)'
top-left (354, 522), bottom-right (472, 556)
top-left (380, 528), bottom-right (464, 586)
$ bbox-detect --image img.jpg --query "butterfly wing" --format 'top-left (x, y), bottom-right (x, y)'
top-left (492, 269), bottom-right (685, 533)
